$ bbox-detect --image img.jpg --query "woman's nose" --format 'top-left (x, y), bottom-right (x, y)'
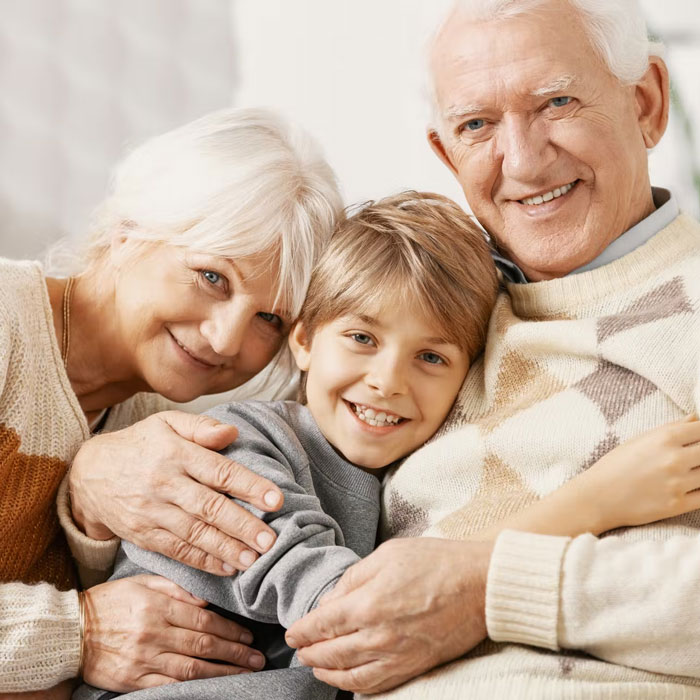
top-left (201, 305), bottom-right (252, 359)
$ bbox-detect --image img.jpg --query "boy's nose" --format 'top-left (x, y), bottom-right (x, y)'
top-left (365, 356), bottom-right (408, 397)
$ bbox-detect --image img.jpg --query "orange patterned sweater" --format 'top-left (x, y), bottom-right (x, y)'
top-left (0, 257), bottom-right (166, 692)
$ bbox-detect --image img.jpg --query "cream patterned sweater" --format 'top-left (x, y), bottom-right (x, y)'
top-left (378, 214), bottom-right (700, 699)
top-left (0, 257), bottom-right (166, 692)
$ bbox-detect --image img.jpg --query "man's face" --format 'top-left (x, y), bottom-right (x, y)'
top-left (430, 4), bottom-right (657, 281)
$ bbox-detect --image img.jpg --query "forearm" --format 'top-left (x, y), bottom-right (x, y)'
top-left (0, 582), bottom-right (80, 692)
top-left (471, 476), bottom-right (607, 543)
top-left (487, 529), bottom-right (700, 679)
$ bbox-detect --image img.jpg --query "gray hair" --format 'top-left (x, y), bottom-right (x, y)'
top-left (428, 0), bottom-right (665, 128)
top-left (46, 107), bottom-right (343, 321)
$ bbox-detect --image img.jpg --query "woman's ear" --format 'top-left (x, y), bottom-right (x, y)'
top-left (288, 321), bottom-right (312, 372)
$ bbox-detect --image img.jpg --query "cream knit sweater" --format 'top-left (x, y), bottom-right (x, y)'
top-left (378, 214), bottom-right (700, 699)
top-left (0, 258), bottom-right (166, 692)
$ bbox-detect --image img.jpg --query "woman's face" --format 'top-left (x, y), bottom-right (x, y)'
top-left (111, 241), bottom-right (289, 402)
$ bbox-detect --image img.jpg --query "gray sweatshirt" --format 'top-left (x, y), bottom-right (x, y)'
top-left (73, 400), bottom-right (381, 700)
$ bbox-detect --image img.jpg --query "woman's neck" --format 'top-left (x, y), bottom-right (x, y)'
top-left (46, 267), bottom-right (150, 416)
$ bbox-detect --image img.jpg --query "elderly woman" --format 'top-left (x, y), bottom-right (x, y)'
top-left (0, 107), bottom-right (342, 696)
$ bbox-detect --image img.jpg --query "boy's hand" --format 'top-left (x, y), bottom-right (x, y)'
top-left (583, 414), bottom-right (700, 532)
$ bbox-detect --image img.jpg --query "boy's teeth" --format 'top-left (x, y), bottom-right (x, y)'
top-left (521, 180), bottom-right (575, 206)
top-left (352, 403), bottom-right (401, 427)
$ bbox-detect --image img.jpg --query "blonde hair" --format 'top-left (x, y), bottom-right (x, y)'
top-left (299, 191), bottom-right (499, 363)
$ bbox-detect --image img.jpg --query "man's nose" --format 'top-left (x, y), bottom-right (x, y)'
top-left (201, 304), bottom-right (252, 358)
top-left (497, 115), bottom-right (557, 182)
top-left (365, 353), bottom-right (408, 397)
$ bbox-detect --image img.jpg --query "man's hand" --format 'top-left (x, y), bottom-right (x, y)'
top-left (69, 411), bottom-right (284, 575)
top-left (286, 538), bottom-right (492, 694)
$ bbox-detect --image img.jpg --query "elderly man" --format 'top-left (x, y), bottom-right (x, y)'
top-left (286, 0), bottom-right (700, 697)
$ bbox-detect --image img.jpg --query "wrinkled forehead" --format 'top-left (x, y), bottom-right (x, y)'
top-left (430, 3), bottom-right (603, 111)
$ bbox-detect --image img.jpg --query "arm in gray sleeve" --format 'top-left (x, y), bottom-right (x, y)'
top-left (121, 406), bottom-right (364, 629)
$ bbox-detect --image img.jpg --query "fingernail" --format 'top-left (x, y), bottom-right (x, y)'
top-left (286, 635), bottom-right (297, 648)
top-left (239, 550), bottom-right (256, 567)
top-left (256, 531), bottom-right (274, 550)
top-left (264, 490), bottom-right (281, 507)
top-left (249, 653), bottom-right (265, 670)
top-left (222, 562), bottom-right (235, 573)
top-left (241, 631), bottom-right (253, 645)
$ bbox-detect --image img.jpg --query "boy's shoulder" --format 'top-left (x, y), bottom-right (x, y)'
top-left (205, 399), bottom-right (313, 461)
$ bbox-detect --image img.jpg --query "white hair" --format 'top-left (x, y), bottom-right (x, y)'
top-left (46, 107), bottom-right (343, 321)
top-left (428, 0), bottom-right (665, 127)
top-left (45, 107), bottom-right (343, 399)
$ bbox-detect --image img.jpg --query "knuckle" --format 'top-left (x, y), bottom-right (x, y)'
top-left (200, 493), bottom-right (228, 523)
top-left (185, 518), bottom-right (211, 547)
top-left (196, 607), bottom-right (214, 631)
top-left (214, 457), bottom-right (240, 493)
top-left (181, 658), bottom-right (201, 681)
top-left (194, 633), bottom-right (216, 657)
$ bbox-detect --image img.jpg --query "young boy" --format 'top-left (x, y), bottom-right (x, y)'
top-left (75, 191), bottom-right (498, 700)
top-left (77, 192), bottom-right (700, 700)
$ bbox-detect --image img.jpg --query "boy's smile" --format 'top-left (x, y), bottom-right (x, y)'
top-left (290, 303), bottom-right (470, 469)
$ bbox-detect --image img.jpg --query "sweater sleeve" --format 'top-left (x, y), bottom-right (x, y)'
top-left (0, 582), bottom-right (80, 692)
top-left (119, 409), bottom-right (362, 629)
top-left (486, 529), bottom-right (700, 679)
top-left (56, 475), bottom-right (120, 588)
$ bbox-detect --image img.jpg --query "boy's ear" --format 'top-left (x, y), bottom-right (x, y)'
top-left (288, 321), bottom-right (312, 372)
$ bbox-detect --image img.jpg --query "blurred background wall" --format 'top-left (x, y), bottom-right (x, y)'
top-left (1, 0), bottom-right (698, 260)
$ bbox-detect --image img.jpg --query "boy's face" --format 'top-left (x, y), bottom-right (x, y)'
top-left (289, 302), bottom-right (470, 469)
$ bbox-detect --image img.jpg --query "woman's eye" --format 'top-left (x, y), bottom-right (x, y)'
top-left (351, 333), bottom-right (373, 346)
top-left (257, 311), bottom-right (283, 328)
top-left (420, 352), bottom-right (444, 365)
top-left (201, 270), bottom-right (223, 286)
top-left (463, 118), bottom-right (485, 132)
top-left (550, 96), bottom-right (573, 108)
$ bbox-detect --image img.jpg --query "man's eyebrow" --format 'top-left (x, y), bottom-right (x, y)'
top-left (530, 75), bottom-right (576, 97)
top-left (443, 102), bottom-right (488, 120)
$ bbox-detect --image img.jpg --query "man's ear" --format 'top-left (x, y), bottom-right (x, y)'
top-left (427, 128), bottom-right (459, 176)
top-left (635, 56), bottom-right (670, 149)
top-left (288, 321), bottom-right (312, 372)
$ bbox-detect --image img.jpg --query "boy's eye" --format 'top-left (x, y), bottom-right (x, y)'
top-left (549, 96), bottom-right (573, 108)
top-left (420, 352), bottom-right (444, 365)
top-left (351, 333), bottom-right (374, 346)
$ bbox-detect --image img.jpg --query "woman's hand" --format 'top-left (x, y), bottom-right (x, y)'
top-left (581, 414), bottom-right (700, 532)
top-left (82, 575), bottom-right (265, 692)
top-left (69, 411), bottom-right (284, 575)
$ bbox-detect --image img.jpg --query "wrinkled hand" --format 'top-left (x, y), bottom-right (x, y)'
top-left (82, 575), bottom-right (265, 691)
top-left (286, 538), bottom-right (492, 694)
top-left (70, 411), bottom-right (284, 575)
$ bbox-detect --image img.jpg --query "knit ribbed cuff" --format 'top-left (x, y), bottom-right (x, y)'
top-left (485, 529), bottom-right (571, 650)
top-left (0, 583), bottom-right (80, 692)
top-left (57, 474), bottom-right (120, 574)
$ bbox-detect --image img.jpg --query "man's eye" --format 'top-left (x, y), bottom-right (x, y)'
top-left (351, 333), bottom-right (373, 346)
top-left (420, 352), bottom-right (444, 365)
top-left (202, 270), bottom-right (222, 286)
top-left (464, 118), bottom-right (485, 132)
top-left (550, 96), bottom-right (573, 108)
